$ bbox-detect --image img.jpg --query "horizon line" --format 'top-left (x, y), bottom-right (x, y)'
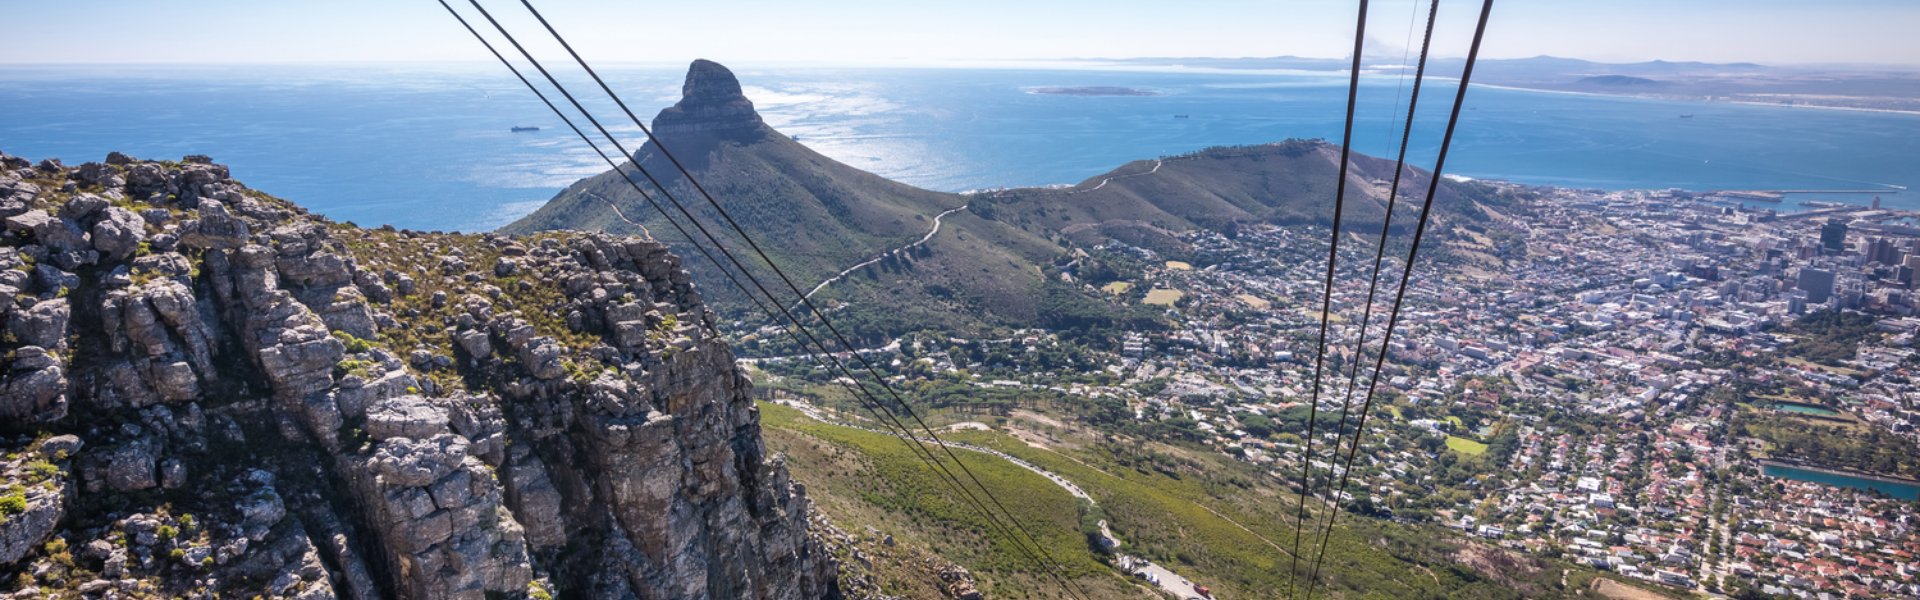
top-left (1, 55), bottom-right (1916, 70)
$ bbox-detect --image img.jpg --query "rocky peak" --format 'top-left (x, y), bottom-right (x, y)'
top-left (652, 59), bottom-right (765, 137)
top-left (0, 149), bottom-right (838, 599)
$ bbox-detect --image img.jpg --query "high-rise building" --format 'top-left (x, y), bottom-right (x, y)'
top-left (1820, 218), bottom-right (1848, 253)
top-left (1867, 237), bottom-right (1901, 265)
top-left (1797, 267), bottom-right (1836, 303)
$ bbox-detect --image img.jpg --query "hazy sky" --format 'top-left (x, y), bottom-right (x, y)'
top-left (3, 0), bottom-right (1915, 66)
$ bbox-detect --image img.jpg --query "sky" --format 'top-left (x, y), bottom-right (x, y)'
top-left (1, 0), bottom-right (1916, 67)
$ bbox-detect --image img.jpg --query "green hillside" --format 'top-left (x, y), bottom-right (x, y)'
top-left (761, 401), bottom-right (1604, 599)
top-left (504, 59), bottom-right (1513, 342)
top-left (503, 60), bottom-right (1073, 338)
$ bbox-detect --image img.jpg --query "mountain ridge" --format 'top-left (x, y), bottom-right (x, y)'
top-left (507, 60), bottom-right (1507, 340)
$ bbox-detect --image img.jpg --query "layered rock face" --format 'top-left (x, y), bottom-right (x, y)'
top-left (651, 59), bottom-right (767, 137)
top-left (0, 152), bottom-right (836, 599)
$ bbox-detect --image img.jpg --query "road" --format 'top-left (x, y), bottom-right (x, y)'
top-left (1070, 159), bottom-right (1164, 194)
top-left (977, 157), bottom-right (1175, 199)
top-left (795, 203), bottom-right (969, 305)
top-left (781, 400), bottom-right (1094, 503)
top-left (1141, 562), bottom-right (1207, 599)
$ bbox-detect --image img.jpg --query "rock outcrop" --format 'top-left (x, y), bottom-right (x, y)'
top-left (0, 151), bottom-right (838, 599)
top-left (651, 59), bottom-right (766, 137)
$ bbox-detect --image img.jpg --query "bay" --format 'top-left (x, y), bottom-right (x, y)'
top-left (2, 63), bottom-right (1916, 231)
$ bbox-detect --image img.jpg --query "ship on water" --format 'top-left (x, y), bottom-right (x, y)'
top-left (510, 125), bottom-right (540, 132)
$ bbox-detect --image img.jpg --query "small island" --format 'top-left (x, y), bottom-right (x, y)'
top-left (1029, 86), bottom-right (1160, 96)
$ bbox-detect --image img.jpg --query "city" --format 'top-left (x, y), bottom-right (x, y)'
top-left (753, 181), bottom-right (1920, 599)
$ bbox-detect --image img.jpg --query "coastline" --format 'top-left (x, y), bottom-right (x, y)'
top-left (1465, 81), bottom-right (1920, 117)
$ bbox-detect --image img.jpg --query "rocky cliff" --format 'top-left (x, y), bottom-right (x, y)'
top-left (0, 151), bottom-right (837, 599)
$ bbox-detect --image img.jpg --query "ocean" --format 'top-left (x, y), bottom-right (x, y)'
top-left (2, 63), bottom-right (1917, 232)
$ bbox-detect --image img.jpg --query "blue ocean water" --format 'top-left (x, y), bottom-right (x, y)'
top-left (1762, 463), bottom-right (1920, 501)
top-left (2, 63), bottom-right (1917, 231)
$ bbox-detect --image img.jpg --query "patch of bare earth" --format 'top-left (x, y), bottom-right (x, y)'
top-left (1451, 543), bottom-right (1548, 596)
top-left (1590, 577), bottom-right (1677, 600)
top-left (1006, 426), bottom-right (1053, 449)
top-left (1012, 409), bottom-right (1065, 429)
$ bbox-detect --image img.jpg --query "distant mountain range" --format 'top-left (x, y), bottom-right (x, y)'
top-left (1104, 55), bottom-right (1920, 113)
top-left (505, 60), bottom-right (1509, 339)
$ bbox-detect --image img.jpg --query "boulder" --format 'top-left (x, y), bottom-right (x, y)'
top-left (103, 439), bottom-right (160, 492)
top-left (454, 329), bottom-right (492, 359)
top-left (178, 200), bottom-right (250, 250)
top-left (32, 263), bottom-right (78, 294)
top-left (370, 434), bottom-right (469, 488)
top-left (7, 298), bottom-right (69, 349)
top-left (5, 210), bottom-right (89, 256)
top-left (363, 395), bottom-right (451, 441)
top-left (90, 206), bottom-right (146, 261)
top-left (40, 435), bottom-right (83, 458)
top-left (0, 347), bottom-right (66, 422)
top-left (71, 163), bottom-right (124, 189)
top-left (522, 339), bottom-right (566, 380)
top-left (0, 468), bottom-right (65, 565)
top-left (59, 194), bottom-right (109, 222)
top-left (159, 459), bottom-right (188, 489)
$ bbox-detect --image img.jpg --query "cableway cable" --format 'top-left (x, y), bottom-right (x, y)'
top-left (1286, 1), bottom-right (1370, 597)
top-left (505, 4), bottom-right (1098, 598)
top-left (1306, 0), bottom-right (1440, 585)
top-left (1302, 2), bottom-right (1497, 599)
top-left (441, 2), bottom-right (1095, 597)
top-left (1321, 0), bottom-right (1441, 552)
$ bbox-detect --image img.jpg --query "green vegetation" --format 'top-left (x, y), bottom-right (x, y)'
top-left (1035, 279), bottom-right (1164, 332)
top-left (528, 581), bottom-right (554, 600)
top-left (1736, 410), bottom-right (1920, 475)
top-left (333, 226), bottom-right (610, 393)
top-left (946, 425), bottom-right (1572, 598)
top-left (1780, 310), bottom-right (1880, 366)
top-left (331, 330), bottom-right (374, 353)
top-left (0, 487), bottom-right (26, 519)
top-left (26, 460), bottom-right (58, 481)
top-left (335, 358), bottom-right (375, 379)
top-left (759, 402), bottom-right (1129, 598)
top-left (1446, 435), bottom-right (1490, 456)
top-left (765, 400), bottom-right (1586, 599)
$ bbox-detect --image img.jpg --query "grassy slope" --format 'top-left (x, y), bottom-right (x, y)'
top-left (978, 141), bottom-right (1506, 243)
top-left (760, 403), bottom-right (1142, 599)
top-left (503, 118), bottom-right (1518, 338)
top-left (1447, 436), bottom-right (1491, 456)
top-left (504, 125), bottom-right (1069, 334)
top-left (763, 401), bottom-right (1591, 600)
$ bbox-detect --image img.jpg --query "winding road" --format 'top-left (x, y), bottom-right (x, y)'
top-left (980, 158), bottom-right (1170, 199)
top-left (1071, 158), bottom-right (1164, 194)
top-left (793, 156), bottom-right (1179, 305)
top-left (795, 203), bottom-right (970, 306)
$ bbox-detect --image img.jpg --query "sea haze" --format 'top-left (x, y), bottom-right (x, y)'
top-left (1, 63), bottom-right (1916, 231)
